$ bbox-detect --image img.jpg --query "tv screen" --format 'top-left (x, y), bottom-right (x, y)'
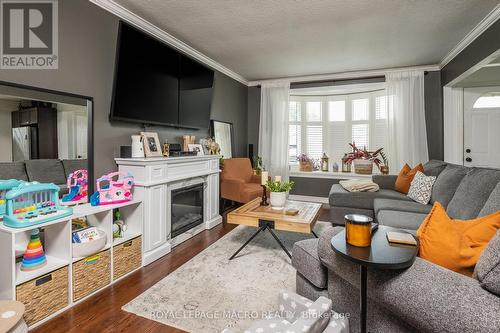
top-left (110, 22), bottom-right (214, 129)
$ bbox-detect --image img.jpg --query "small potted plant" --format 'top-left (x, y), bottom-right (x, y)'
top-left (344, 143), bottom-right (383, 175)
top-left (297, 154), bottom-right (314, 172)
top-left (379, 151), bottom-right (389, 175)
top-left (265, 179), bottom-right (295, 210)
top-left (252, 156), bottom-right (263, 175)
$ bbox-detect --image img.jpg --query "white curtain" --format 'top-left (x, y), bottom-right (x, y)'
top-left (258, 81), bottom-right (290, 180)
top-left (386, 70), bottom-right (428, 172)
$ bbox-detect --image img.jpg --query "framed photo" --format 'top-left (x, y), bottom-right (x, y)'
top-left (140, 132), bottom-right (162, 157)
top-left (187, 143), bottom-right (204, 156)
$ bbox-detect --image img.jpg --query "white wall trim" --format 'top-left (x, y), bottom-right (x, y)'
top-left (443, 86), bottom-right (464, 165)
top-left (440, 4), bottom-right (500, 68)
top-left (248, 65), bottom-right (440, 86)
top-left (88, 0), bottom-right (249, 86)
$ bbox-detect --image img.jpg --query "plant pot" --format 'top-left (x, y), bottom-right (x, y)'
top-left (299, 161), bottom-right (313, 172)
top-left (270, 192), bottom-right (287, 210)
top-left (380, 165), bottom-right (389, 175)
top-left (353, 159), bottom-right (373, 175)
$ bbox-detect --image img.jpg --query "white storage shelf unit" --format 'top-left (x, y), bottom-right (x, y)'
top-left (0, 199), bottom-right (143, 329)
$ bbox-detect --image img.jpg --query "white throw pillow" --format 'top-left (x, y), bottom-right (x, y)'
top-left (407, 171), bottom-right (436, 204)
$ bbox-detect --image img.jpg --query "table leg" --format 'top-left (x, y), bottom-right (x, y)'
top-left (229, 225), bottom-right (265, 260)
top-left (266, 226), bottom-right (292, 259)
top-left (360, 265), bottom-right (367, 333)
top-left (311, 230), bottom-right (319, 238)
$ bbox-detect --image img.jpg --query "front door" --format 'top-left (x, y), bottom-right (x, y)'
top-left (463, 87), bottom-right (500, 168)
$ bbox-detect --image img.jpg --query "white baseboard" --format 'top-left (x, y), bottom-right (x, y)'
top-left (289, 194), bottom-right (329, 204)
top-left (206, 215), bottom-right (223, 229)
top-left (144, 242), bottom-right (172, 266)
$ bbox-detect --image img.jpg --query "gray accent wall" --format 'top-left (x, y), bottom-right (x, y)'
top-left (441, 19), bottom-right (500, 86)
top-left (0, 0), bottom-right (247, 177)
top-left (247, 86), bottom-right (261, 154)
top-left (424, 71), bottom-right (443, 160)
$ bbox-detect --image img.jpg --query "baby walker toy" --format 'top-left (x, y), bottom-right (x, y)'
top-left (3, 182), bottom-right (73, 228)
top-left (20, 229), bottom-right (47, 271)
top-left (62, 169), bottom-right (88, 203)
top-left (0, 179), bottom-right (23, 216)
top-left (90, 172), bottom-right (134, 206)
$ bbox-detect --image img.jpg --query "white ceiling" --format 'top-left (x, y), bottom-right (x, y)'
top-left (113, 0), bottom-right (499, 81)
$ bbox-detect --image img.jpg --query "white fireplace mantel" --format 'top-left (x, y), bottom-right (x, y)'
top-left (116, 155), bottom-right (222, 265)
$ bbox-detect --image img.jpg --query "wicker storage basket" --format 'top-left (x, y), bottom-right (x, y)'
top-left (72, 249), bottom-right (111, 301)
top-left (16, 266), bottom-right (68, 326)
top-left (113, 236), bottom-right (142, 279)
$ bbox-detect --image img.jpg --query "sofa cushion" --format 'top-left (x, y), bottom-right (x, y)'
top-left (423, 160), bottom-right (447, 177)
top-left (376, 210), bottom-right (428, 230)
top-left (0, 162), bottom-right (28, 181)
top-left (374, 199), bottom-right (432, 216)
top-left (417, 203), bottom-right (500, 277)
top-left (474, 230), bottom-right (500, 296)
top-left (292, 239), bottom-right (327, 289)
top-left (24, 159), bottom-right (66, 185)
top-left (479, 182), bottom-right (500, 217)
top-left (329, 184), bottom-right (410, 210)
top-left (446, 168), bottom-right (500, 220)
top-left (62, 159), bottom-right (88, 179)
top-left (407, 171), bottom-right (436, 205)
top-left (430, 164), bottom-right (469, 207)
top-left (394, 163), bottom-right (424, 194)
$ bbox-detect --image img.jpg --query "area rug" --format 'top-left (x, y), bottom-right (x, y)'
top-left (122, 223), bottom-right (329, 332)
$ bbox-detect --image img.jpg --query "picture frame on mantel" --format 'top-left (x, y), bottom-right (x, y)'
top-left (210, 120), bottom-right (234, 159)
top-left (140, 131), bottom-right (163, 157)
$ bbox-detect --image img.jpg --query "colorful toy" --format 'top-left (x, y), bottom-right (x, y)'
top-left (20, 229), bottom-right (47, 271)
top-left (0, 179), bottom-right (23, 216)
top-left (90, 172), bottom-right (134, 206)
top-left (112, 210), bottom-right (127, 239)
top-left (3, 182), bottom-right (73, 228)
top-left (62, 169), bottom-right (88, 203)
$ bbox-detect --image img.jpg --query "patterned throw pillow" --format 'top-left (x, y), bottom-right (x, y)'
top-left (407, 171), bottom-right (436, 204)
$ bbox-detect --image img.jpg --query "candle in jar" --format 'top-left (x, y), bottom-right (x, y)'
top-left (275, 175), bottom-right (282, 182)
top-left (261, 171), bottom-right (268, 185)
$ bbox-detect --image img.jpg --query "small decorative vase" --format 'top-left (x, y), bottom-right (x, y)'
top-left (270, 192), bottom-right (287, 210)
top-left (353, 159), bottom-right (373, 175)
top-left (299, 161), bottom-right (313, 172)
top-left (380, 165), bottom-right (389, 175)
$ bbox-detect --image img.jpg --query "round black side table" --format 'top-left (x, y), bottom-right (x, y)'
top-left (331, 225), bottom-right (418, 333)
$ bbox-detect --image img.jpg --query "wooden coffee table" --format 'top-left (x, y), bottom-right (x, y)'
top-left (227, 197), bottom-right (322, 259)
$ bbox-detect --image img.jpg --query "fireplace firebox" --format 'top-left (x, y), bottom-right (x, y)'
top-left (171, 183), bottom-right (204, 238)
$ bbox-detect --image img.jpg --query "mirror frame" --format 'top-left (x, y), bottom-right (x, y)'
top-left (0, 80), bottom-right (94, 195)
top-left (210, 119), bottom-right (234, 159)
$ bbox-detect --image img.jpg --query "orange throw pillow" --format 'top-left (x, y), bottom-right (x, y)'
top-left (394, 163), bottom-right (424, 194)
top-left (417, 202), bottom-right (500, 276)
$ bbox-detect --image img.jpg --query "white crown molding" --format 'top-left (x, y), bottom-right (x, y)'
top-left (440, 4), bottom-right (500, 68)
top-left (247, 64), bottom-right (440, 86)
top-left (88, 0), bottom-right (249, 86)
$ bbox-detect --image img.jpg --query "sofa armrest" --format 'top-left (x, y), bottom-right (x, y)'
top-left (371, 175), bottom-right (397, 189)
top-left (318, 234), bottom-right (500, 332)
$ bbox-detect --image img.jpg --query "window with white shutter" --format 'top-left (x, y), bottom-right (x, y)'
top-left (289, 89), bottom-right (389, 167)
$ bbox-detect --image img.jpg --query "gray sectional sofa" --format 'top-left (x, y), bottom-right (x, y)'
top-left (0, 159), bottom-right (87, 194)
top-left (292, 160), bottom-right (500, 332)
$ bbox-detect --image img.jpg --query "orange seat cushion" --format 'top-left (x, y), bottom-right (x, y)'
top-left (394, 163), bottom-right (424, 194)
top-left (417, 202), bottom-right (500, 276)
top-left (239, 183), bottom-right (262, 203)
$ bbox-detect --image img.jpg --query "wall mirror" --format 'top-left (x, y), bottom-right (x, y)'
top-left (210, 120), bottom-right (234, 159)
top-left (0, 81), bottom-right (93, 200)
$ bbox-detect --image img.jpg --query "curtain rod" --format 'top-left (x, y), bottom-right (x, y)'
top-left (290, 88), bottom-right (386, 97)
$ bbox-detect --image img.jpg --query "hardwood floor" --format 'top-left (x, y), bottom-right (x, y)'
top-left (32, 220), bottom-right (237, 333)
top-left (32, 206), bottom-right (330, 333)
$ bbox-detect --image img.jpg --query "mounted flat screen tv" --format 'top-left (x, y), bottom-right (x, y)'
top-left (110, 21), bottom-right (215, 129)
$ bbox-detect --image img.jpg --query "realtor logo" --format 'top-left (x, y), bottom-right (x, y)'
top-left (1, 0), bottom-right (58, 69)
